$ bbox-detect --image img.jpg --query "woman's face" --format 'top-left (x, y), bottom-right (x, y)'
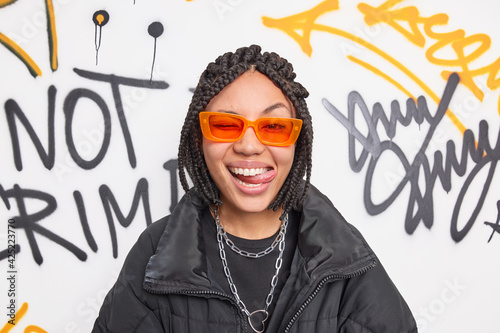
top-left (202, 70), bottom-right (296, 215)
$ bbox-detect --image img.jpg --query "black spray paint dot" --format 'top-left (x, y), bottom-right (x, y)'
top-left (93, 10), bottom-right (110, 65)
top-left (148, 22), bottom-right (164, 38)
top-left (93, 10), bottom-right (109, 26)
top-left (148, 21), bottom-right (164, 81)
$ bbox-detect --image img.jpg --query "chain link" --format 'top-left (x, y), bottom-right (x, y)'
top-left (213, 207), bottom-right (287, 258)
top-left (213, 206), bottom-right (288, 332)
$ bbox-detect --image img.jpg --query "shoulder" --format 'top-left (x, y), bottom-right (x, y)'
top-left (301, 183), bottom-right (354, 231)
top-left (138, 216), bottom-right (170, 251)
top-left (93, 216), bottom-right (172, 332)
top-left (298, 184), bottom-right (376, 278)
top-left (121, 216), bottom-right (171, 273)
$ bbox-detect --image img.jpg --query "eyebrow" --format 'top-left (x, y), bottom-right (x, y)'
top-left (262, 102), bottom-right (291, 115)
top-left (214, 102), bottom-right (292, 116)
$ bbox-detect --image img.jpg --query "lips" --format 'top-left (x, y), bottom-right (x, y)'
top-left (228, 167), bottom-right (276, 186)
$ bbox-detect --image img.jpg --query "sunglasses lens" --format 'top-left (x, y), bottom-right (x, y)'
top-left (258, 119), bottom-right (294, 143)
top-left (202, 112), bottom-right (301, 145)
top-left (208, 114), bottom-right (245, 139)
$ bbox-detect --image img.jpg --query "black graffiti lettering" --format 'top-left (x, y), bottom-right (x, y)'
top-left (0, 244), bottom-right (20, 261)
top-left (324, 74), bottom-right (459, 229)
top-left (99, 178), bottom-right (152, 258)
top-left (5, 85), bottom-right (56, 171)
top-left (4, 70), bottom-right (169, 172)
top-left (323, 73), bottom-right (500, 241)
top-left (163, 159), bottom-right (179, 212)
top-left (64, 88), bottom-right (112, 169)
top-left (0, 184), bottom-right (87, 264)
top-left (74, 190), bottom-right (98, 252)
top-left (73, 68), bottom-right (169, 168)
top-left (485, 201), bottom-right (500, 242)
top-left (450, 120), bottom-right (500, 242)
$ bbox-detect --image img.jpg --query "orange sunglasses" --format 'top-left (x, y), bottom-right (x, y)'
top-left (199, 112), bottom-right (303, 146)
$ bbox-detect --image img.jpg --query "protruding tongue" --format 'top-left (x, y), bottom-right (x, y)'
top-left (233, 169), bottom-right (276, 184)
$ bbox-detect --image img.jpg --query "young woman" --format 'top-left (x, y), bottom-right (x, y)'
top-left (93, 45), bottom-right (417, 332)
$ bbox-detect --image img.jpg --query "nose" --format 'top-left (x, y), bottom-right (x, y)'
top-left (232, 126), bottom-right (266, 155)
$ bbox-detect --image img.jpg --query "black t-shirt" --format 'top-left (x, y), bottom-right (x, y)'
top-left (201, 207), bottom-right (298, 331)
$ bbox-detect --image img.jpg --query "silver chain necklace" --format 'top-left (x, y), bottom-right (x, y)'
top-left (215, 208), bottom-right (287, 258)
top-left (213, 207), bottom-right (288, 333)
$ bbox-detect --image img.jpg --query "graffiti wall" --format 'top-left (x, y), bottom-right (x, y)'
top-left (1, 0), bottom-right (499, 332)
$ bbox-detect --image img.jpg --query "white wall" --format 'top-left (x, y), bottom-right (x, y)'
top-left (0, 0), bottom-right (499, 332)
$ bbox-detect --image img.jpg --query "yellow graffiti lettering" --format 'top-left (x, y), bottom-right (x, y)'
top-left (0, 33), bottom-right (42, 77)
top-left (426, 31), bottom-right (490, 101)
top-left (0, 303), bottom-right (47, 333)
top-left (358, 0), bottom-right (498, 105)
top-left (262, 0), bottom-right (467, 134)
top-left (358, 0), bottom-right (425, 47)
top-left (0, 0), bottom-right (17, 8)
top-left (23, 326), bottom-right (47, 333)
top-left (262, 0), bottom-right (339, 57)
top-left (347, 55), bottom-right (414, 99)
top-left (1, 303), bottom-right (28, 333)
top-left (45, 0), bottom-right (58, 71)
top-left (0, 0), bottom-right (58, 76)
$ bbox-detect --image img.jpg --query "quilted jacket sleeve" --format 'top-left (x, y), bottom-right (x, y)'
top-left (338, 263), bottom-right (418, 333)
top-left (92, 217), bottom-right (169, 333)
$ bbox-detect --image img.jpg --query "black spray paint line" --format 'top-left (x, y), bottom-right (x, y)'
top-left (99, 178), bottom-right (151, 258)
top-left (0, 184), bottom-right (87, 265)
top-left (148, 22), bottom-right (164, 82)
top-left (323, 73), bottom-right (500, 242)
top-left (74, 190), bottom-right (98, 252)
top-left (93, 10), bottom-right (109, 65)
top-left (0, 165), bottom-right (180, 264)
top-left (72, 68), bottom-right (169, 168)
top-left (163, 159), bottom-right (178, 213)
top-left (5, 86), bottom-right (56, 171)
top-left (485, 201), bottom-right (500, 242)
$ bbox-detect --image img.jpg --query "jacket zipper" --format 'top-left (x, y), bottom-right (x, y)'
top-left (283, 260), bottom-right (377, 333)
top-left (144, 285), bottom-right (249, 332)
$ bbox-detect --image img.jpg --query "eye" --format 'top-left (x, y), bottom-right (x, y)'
top-left (210, 116), bottom-right (243, 130)
top-left (213, 123), bottom-right (240, 129)
top-left (262, 121), bottom-right (287, 131)
top-left (269, 124), bottom-right (285, 130)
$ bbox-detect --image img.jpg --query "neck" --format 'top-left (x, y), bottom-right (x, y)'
top-left (215, 205), bottom-right (283, 240)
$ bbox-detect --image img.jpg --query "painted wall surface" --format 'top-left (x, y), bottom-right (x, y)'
top-left (1, 0), bottom-right (499, 332)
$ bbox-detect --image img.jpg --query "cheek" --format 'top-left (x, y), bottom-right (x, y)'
top-left (202, 139), bottom-right (230, 173)
top-left (202, 139), bottom-right (217, 171)
top-left (271, 146), bottom-right (295, 176)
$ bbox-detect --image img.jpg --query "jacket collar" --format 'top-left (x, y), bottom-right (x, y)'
top-left (144, 185), bottom-right (376, 293)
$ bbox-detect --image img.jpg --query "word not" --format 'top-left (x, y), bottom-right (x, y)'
top-left (324, 73), bottom-right (499, 241)
top-left (5, 69), bottom-right (168, 171)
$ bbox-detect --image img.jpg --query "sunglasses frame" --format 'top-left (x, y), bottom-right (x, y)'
top-left (199, 111), bottom-right (303, 147)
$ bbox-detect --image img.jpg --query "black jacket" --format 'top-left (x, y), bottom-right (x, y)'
top-left (93, 185), bottom-right (417, 332)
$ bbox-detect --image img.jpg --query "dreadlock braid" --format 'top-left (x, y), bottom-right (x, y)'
top-left (178, 45), bottom-right (313, 216)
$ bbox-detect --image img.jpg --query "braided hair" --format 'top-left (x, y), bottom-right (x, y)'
top-left (178, 45), bottom-right (313, 217)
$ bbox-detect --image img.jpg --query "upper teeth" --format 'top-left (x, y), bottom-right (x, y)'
top-left (229, 167), bottom-right (270, 176)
